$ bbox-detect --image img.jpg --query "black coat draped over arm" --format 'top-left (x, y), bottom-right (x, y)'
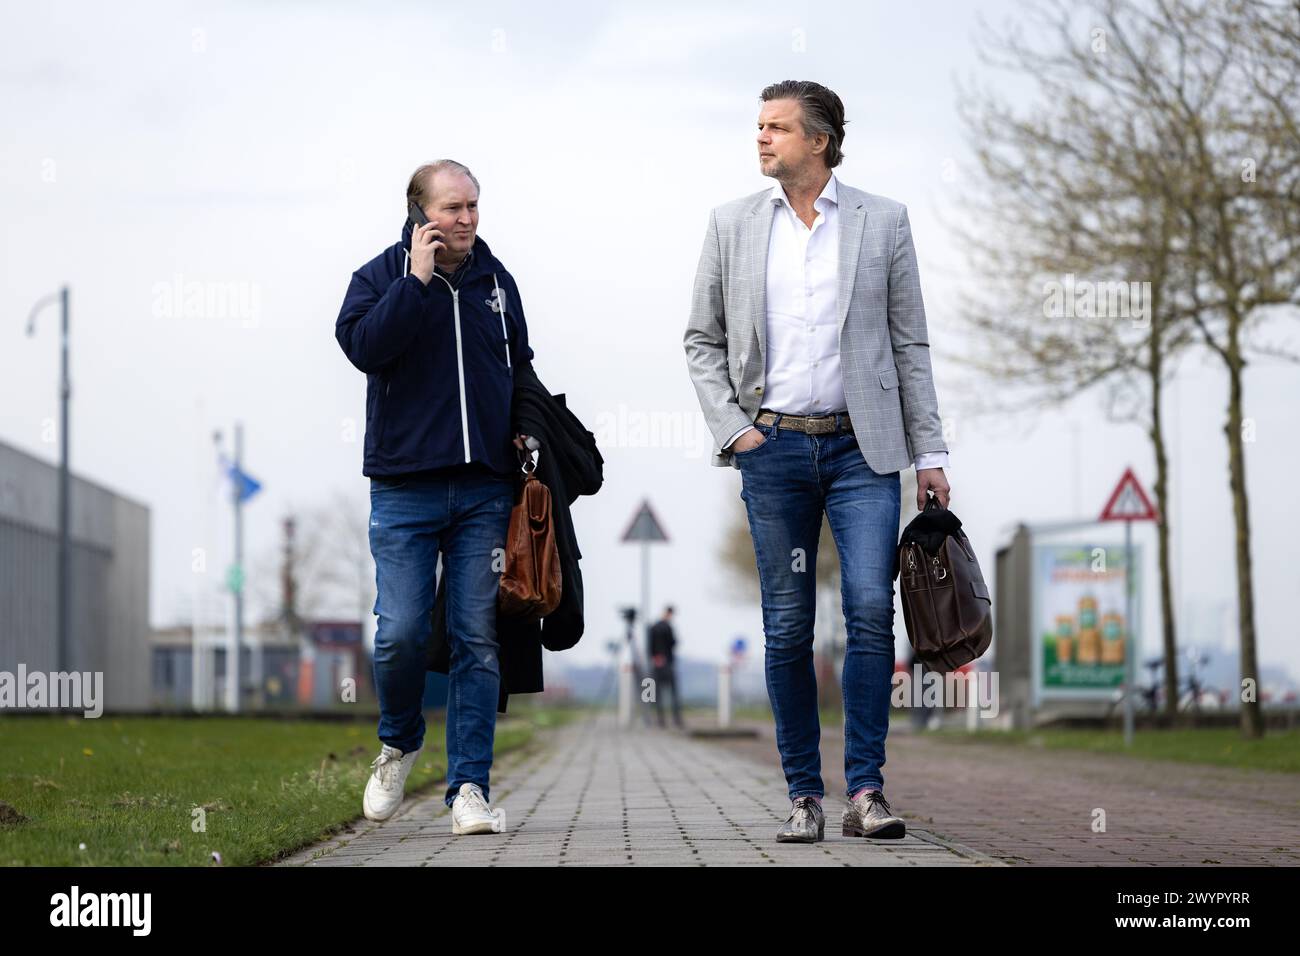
top-left (426, 361), bottom-right (604, 712)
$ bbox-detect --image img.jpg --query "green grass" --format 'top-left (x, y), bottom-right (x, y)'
top-left (929, 726), bottom-right (1300, 774)
top-left (731, 703), bottom-right (911, 728)
top-left (728, 701), bottom-right (1299, 774)
top-left (0, 710), bottom-right (553, 866)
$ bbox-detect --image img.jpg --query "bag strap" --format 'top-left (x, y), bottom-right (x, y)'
top-left (516, 446), bottom-right (537, 476)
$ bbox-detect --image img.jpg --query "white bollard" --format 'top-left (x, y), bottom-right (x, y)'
top-left (618, 652), bottom-right (633, 729)
top-left (718, 662), bottom-right (732, 729)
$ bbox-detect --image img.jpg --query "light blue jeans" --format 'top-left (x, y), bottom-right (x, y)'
top-left (368, 470), bottom-right (513, 807)
top-left (735, 417), bottom-right (901, 800)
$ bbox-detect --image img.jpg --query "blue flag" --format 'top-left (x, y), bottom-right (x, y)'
top-left (218, 452), bottom-right (262, 503)
top-left (231, 465), bottom-right (262, 502)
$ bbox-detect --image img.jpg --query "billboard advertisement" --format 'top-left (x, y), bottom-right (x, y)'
top-left (1032, 543), bottom-right (1138, 701)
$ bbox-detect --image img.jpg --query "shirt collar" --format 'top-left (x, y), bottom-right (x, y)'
top-left (770, 173), bottom-right (838, 212)
top-left (435, 245), bottom-right (475, 285)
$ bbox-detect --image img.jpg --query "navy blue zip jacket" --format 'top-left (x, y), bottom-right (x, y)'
top-left (335, 220), bottom-right (533, 477)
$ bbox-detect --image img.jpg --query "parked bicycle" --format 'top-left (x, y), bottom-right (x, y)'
top-left (1106, 657), bottom-right (1164, 719)
top-left (1177, 650), bottom-right (1226, 713)
top-left (1106, 650), bottom-right (1226, 719)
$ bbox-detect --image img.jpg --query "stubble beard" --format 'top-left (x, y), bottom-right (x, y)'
top-left (761, 154), bottom-right (789, 182)
top-left (763, 154), bottom-right (819, 195)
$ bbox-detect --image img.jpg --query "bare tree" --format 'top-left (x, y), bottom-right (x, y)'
top-left (955, 0), bottom-right (1197, 716)
top-left (954, 0), bottom-right (1299, 735)
top-left (1091, 0), bottom-right (1300, 737)
top-left (249, 488), bottom-right (374, 628)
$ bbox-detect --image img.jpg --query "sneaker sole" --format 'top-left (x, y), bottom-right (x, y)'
top-left (452, 809), bottom-right (506, 835)
top-left (842, 819), bottom-right (906, 840)
top-left (451, 821), bottom-right (501, 835)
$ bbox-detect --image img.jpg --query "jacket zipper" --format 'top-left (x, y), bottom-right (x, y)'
top-left (493, 273), bottom-right (511, 369)
top-left (430, 273), bottom-right (472, 463)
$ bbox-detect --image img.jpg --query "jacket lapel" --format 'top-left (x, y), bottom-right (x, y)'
top-left (837, 189), bottom-right (867, 334)
top-left (747, 196), bottom-right (776, 366)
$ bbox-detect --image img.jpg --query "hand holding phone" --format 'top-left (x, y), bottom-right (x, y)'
top-left (407, 200), bottom-right (444, 284)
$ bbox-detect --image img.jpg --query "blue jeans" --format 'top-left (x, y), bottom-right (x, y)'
top-left (734, 417), bottom-right (901, 800)
top-left (368, 470), bottom-right (513, 807)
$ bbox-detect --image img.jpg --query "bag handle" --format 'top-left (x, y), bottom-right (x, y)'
top-left (923, 491), bottom-right (945, 513)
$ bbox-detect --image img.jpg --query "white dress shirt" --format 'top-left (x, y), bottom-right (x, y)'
top-left (725, 174), bottom-right (948, 472)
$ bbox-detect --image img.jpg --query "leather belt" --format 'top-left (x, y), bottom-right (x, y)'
top-left (755, 409), bottom-right (854, 435)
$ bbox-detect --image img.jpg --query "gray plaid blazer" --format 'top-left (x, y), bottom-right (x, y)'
top-left (683, 180), bottom-right (947, 473)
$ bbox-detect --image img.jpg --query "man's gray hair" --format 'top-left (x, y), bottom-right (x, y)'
top-left (407, 159), bottom-right (480, 206)
top-left (759, 80), bottom-right (848, 168)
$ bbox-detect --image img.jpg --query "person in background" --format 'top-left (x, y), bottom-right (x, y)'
top-left (647, 606), bottom-right (685, 729)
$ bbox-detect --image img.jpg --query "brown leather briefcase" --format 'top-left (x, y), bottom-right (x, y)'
top-left (499, 457), bottom-right (562, 619)
top-left (896, 495), bottom-right (992, 673)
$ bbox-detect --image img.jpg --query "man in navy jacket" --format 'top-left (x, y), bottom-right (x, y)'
top-left (336, 159), bottom-right (532, 835)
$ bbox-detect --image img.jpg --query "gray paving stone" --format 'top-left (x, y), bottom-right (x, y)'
top-left (278, 711), bottom-right (993, 867)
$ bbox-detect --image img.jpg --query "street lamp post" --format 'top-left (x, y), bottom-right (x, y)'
top-left (26, 285), bottom-right (71, 675)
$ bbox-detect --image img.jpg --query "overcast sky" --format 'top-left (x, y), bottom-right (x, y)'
top-left (3, 0), bottom-right (1297, 684)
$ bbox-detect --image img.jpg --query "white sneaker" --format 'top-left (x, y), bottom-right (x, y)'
top-left (450, 782), bottom-right (506, 835)
top-left (362, 744), bottom-right (422, 822)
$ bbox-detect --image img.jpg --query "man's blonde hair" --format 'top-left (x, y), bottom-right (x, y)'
top-left (407, 159), bottom-right (480, 207)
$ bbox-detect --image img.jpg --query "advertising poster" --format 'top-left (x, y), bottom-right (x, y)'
top-left (1033, 544), bottom-right (1139, 699)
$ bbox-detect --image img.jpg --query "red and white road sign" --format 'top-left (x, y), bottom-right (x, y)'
top-left (1099, 467), bottom-right (1158, 522)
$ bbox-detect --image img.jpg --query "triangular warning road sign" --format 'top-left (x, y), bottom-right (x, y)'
top-left (621, 499), bottom-right (669, 543)
top-left (1099, 467), bottom-right (1158, 522)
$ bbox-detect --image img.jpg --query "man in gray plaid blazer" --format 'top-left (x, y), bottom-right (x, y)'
top-left (684, 80), bottom-right (951, 845)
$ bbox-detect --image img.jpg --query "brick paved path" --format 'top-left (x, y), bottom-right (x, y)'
top-left (277, 712), bottom-right (996, 867)
top-left (710, 720), bottom-right (1300, 867)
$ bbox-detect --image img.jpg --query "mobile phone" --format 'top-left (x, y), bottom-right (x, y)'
top-left (407, 199), bottom-right (430, 229)
top-left (407, 199), bottom-right (447, 254)
top-left (407, 199), bottom-right (446, 256)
